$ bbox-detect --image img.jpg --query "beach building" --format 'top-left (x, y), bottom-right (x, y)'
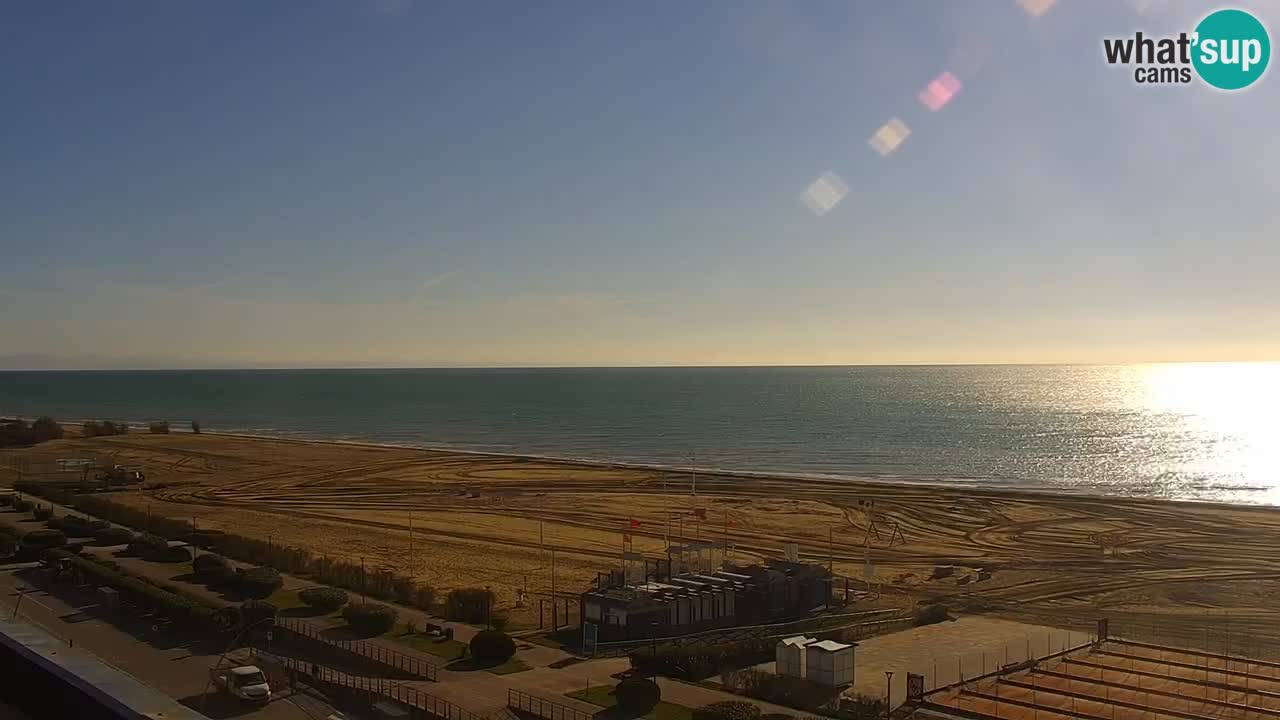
top-left (776, 635), bottom-right (815, 678)
top-left (805, 639), bottom-right (855, 687)
top-left (580, 557), bottom-right (832, 641)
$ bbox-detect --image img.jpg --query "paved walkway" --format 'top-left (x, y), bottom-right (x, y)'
top-left (0, 559), bottom-right (338, 720)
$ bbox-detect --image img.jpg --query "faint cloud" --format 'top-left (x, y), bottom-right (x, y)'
top-left (408, 271), bottom-right (460, 304)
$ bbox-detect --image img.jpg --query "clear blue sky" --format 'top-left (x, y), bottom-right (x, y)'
top-left (2, 0), bottom-right (1277, 368)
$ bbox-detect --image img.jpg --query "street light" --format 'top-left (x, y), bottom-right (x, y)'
top-left (885, 671), bottom-right (894, 720)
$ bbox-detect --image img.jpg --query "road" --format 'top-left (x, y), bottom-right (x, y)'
top-left (0, 561), bottom-right (340, 720)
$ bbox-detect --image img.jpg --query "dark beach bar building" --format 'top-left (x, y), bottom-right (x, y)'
top-left (580, 558), bottom-right (832, 642)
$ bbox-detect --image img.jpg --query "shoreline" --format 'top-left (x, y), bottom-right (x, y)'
top-left (104, 424), bottom-right (1280, 513)
top-left (8, 413), bottom-right (1277, 511)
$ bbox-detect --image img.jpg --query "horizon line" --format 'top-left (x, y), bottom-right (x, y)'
top-left (2, 358), bottom-right (1278, 372)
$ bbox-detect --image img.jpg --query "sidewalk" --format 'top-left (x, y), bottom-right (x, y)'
top-left (0, 561), bottom-right (333, 719)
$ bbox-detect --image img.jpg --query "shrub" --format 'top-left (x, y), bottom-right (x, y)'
top-left (13, 499), bottom-right (32, 512)
top-left (148, 421), bottom-right (170, 434)
top-left (342, 602), bottom-right (398, 636)
top-left (191, 421), bottom-right (201, 434)
top-left (469, 629), bottom-right (516, 664)
top-left (185, 530), bottom-right (224, 549)
top-left (93, 526), bottom-right (135, 546)
top-left (298, 587), bottom-right (348, 612)
top-left (693, 702), bottom-right (762, 720)
top-left (21, 529), bottom-right (67, 551)
top-left (721, 669), bottom-right (841, 712)
top-left (32, 506), bottom-right (51, 521)
top-left (616, 677), bottom-right (661, 712)
top-left (490, 611), bottom-right (510, 632)
top-left (840, 694), bottom-right (886, 720)
top-left (0, 494), bottom-right (14, 506)
top-left (413, 584), bottom-right (436, 611)
top-left (239, 567), bottom-right (283, 600)
top-left (128, 532), bottom-right (171, 559)
top-left (630, 637), bottom-right (777, 681)
top-left (914, 603), bottom-right (949, 627)
top-left (31, 416), bottom-right (64, 442)
top-left (445, 587), bottom-right (495, 624)
top-left (240, 600), bottom-right (277, 625)
top-left (82, 420), bottom-right (129, 437)
top-left (193, 553), bottom-right (230, 577)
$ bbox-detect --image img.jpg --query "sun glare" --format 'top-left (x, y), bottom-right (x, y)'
top-left (1140, 362), bottom-right (1280, 501)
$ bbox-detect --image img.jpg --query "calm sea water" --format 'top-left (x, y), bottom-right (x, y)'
top-left (2, 364), bottom-right (1277, 504)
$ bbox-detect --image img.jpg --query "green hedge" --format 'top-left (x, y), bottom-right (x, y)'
top-left (46, 550), bottom-right (231, 632)
top-left (616, 677), bottom-right (661, 712)
top-left (239, 567), bottom-right (283, 599)
top-left (469, 629), bottom-right (516, 664)
top-left (21, 529), bottom-right (67, 551)
top-left (298, 587), bottom-right (348, 612)
top-left (692, 702), bottom-right (762, 720)
top-left (15, 486), bottom-right (439, 614)
top-left (13, 499), bottom-right (33, 512)
top-left (93, 526), bottom-right (135, 546)
top-left (32, 506), bottom-right (52, 521)
top-left (629, 637), bottom-right (778, 681)
top-left (445, 587), bottom-right (495, 623)
top-left (240, 600), bottom-right (277, 625)
top-left (342, 603), bottom-right (398, 636)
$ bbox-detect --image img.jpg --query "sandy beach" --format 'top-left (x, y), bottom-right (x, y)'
top-left (5, 432), bottom-right (1280, 638)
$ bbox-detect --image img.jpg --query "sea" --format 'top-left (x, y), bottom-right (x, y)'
top-left (1, 363), bottom-right (1277, 505)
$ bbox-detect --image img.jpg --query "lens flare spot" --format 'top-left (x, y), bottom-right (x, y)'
top-left (1018, 0), bottom-right (1056, 17)
top-left (919, 71), bottom-right (963, 112)
top-left (801, 172), bottom-right (849, 216)
top-left (868, 118), bottom-right (911, 157)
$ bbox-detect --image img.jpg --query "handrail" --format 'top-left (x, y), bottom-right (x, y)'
top-left (273, 616), bottom-right (439, 681)
top-left (507, 688), bottom-right (594, 720)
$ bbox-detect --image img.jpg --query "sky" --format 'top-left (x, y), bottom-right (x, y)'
top-left (2, 0), bottom-right (1278, 368)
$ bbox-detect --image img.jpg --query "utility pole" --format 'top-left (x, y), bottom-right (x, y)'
top-left (408, 511), bottom-right (414, 576)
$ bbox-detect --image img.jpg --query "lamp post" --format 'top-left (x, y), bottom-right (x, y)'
top-left (885, 671), bottom-right (894, 720)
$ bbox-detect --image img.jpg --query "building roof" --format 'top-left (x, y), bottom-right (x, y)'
top-left (809, 640), bottom-right (854, 652)
top-left (778, 635), bottom-right (815, 648)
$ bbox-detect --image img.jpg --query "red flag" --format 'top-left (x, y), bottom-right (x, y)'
top-left (694, 508), bottom-right (707, 520)
top-left (629, 518), bottom-right (641, 528)
top-left (623, 533), bottom-right (632, 543)
top-left (728, 518), bottom-right (736, 528)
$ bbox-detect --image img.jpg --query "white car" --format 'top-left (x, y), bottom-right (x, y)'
top-left (212, 665), bottom-right (272, 703)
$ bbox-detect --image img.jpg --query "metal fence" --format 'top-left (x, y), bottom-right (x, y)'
top-left (275, 654), bottom-right (479, 720)
top-left (507, 689), bottom-right (593, 720)
top-left (274, 616), bottom-right (439, 681)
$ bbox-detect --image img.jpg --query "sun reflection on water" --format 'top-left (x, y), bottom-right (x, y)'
top-left (1138, 362), bottom-right (1280, 503)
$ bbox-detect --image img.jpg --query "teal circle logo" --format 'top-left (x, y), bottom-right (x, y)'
top-left (1192, 9), bottom-right (1270, 90)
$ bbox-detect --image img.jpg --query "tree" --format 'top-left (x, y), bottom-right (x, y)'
top-left (149, 421), bottom-right (171, 434)
top-left (191, 420), bottom-right (201, 434)
top-left (31, 416), bottom-right (63, 442)
top-left (469, 629), bottom-right (516, 664)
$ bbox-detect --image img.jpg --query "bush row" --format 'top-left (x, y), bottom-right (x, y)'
top-left (629, 637), bottom-right (779, 681)
top-left (720, 669), bottom-right (844, 713)
top-left (46, 550), bottom-right (236, 632)
top-left (17, 484), bottom-right (439, 614)
top-left (0, 417), bottom-right (63, 448)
